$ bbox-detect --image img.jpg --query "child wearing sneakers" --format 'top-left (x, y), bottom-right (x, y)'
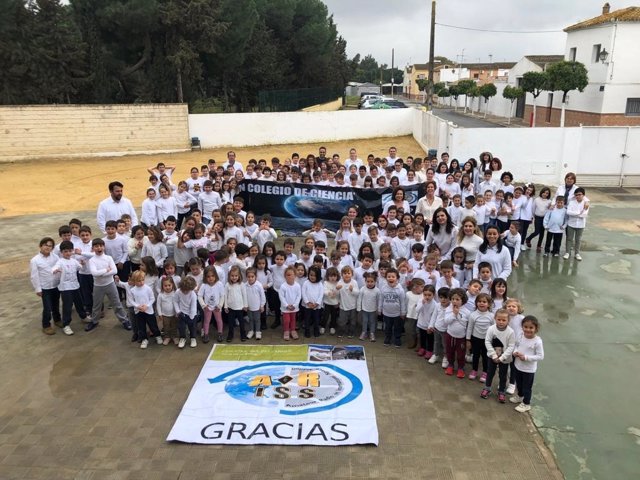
top-left (481, 309), bottom-right (515, 403)
top-left (405, 278), bottom-right (425, 350)
top-left (443, 288), bottom-right (469, 378)
top-left (84, 239), bottom-right (131, 332)
top-left (129, 270), bottom-right (162, 349)
top-left (322, 267), bottom-right (340, 335)
top-left (357, 272), bottom-right (380, 342)
top-left (245, 267), bottom-right (266, 340)
top-left (52, 240), bottom-right (87, 335)
top-left (427, 287), bottom-right (450, 367)
top-left (510, 315), bottom-right (544, 413)
top-left (505, 298), bottom-right (525, 395)
top-left (199, 266), bottom-right (225, 343)
top-left (174, 276), bottom-right (199, 348)
top-left (336, 266), bottom-right (360, 338)
top-left (416, 285), bottom-right (437, 358)
top-left (465, 293), bottom-right (494, 383)
top-left (378, 268), bottom-right (407, 347)
top-left (279, 266), bottom-right (302, 340)
top-left (156, 276), bottom-right (179, 346)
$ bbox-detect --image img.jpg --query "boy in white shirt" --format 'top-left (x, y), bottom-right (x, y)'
top-left (85, 239), bottom-right (131, 332)
top-left (251, 215), bottom-right (278, 251)
top-left (30, 237), bottom-right (61, 335)
top-left (564, 187), bottom-right (589, 261)
top-left (52, 240), bottom-right (87, 334)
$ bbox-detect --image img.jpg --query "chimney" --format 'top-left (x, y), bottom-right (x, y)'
top-left (602, 3), bottom-right (611, 14)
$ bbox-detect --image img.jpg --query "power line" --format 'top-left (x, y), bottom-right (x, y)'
top-left (436, 22), bottom-right (562, 34)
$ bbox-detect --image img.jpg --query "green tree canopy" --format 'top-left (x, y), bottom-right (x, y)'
top-left (545, 61), bottom-right (588, 103)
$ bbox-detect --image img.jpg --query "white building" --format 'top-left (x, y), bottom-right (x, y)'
top-left (522, 3), bottom-right (640, 126)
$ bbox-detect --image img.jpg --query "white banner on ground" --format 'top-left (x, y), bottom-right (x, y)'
top-left (167, 344), bottom-right (378, 446)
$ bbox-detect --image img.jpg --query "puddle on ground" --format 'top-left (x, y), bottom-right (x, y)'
top-left (619, 249), bottom-right (640, 255)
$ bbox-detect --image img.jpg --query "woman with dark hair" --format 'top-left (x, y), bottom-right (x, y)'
top-left (425, 207), bottom-right (458, 259)
top-left (383, 187), bottom-right (410, 215)
top-left (473, 225), bottom-right (512, 280)
top-left (416, 181), bottom-right (443, 233)
top-left (448, 159), bottom-right (461, 174)
top-left (477, 151), bottom-right (493, 180)
top-left (490, 157), bottom-right (503, 173)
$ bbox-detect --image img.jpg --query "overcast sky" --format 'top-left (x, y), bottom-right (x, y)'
top-left (323, 0), bottom-right (614, 68)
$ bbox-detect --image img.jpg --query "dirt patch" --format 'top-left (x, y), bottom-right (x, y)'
top-left (0, 135), bottom-right (423, 217)
top-left (596, 219), bottom-right (640, 233)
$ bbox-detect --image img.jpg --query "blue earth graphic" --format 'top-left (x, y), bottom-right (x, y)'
top-left (283, 196), bottom-right (352, 220)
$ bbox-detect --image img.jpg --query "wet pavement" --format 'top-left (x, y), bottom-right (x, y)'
top-left (1, 189), bottom-right (638, 479)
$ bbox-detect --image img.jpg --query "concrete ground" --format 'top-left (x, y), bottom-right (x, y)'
top-left (0, 213), bottom-right (562, 480)
top-left (430, 108), bottom-right (506, 129)
top-left (1, 188), bottom-right (638, 479)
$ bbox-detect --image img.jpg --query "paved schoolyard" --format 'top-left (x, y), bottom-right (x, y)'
top-left (0, 210), bottom-right (562, 480)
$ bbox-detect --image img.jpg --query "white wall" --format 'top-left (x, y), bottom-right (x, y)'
top-left (411, 110), bottom-right (640, 186)
top-left (188, 109), bottom-right (414, 148)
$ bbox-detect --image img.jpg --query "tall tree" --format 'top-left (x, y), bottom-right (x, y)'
top-left (545, 61), bottom-right (588, 127)
top-left (456, 79), bottom-right (476, 113)
top-left (521, 71), bottom-right (549, 127)
top-left (503, 85), bottom-right (524, 125)
top-left (0, 0), bottom-right (34, 104)
top-left (478, 83), bottom-right (497, 118)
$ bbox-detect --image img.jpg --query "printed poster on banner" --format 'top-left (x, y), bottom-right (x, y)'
top-left (237, 179), bottom-right (426, 234)
top-left (167, 344), bottom-right (378, 446)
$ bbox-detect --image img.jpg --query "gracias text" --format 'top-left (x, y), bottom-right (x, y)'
top-left (201, 421), bottom-right (349, 441)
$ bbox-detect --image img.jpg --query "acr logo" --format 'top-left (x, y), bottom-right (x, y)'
top-left (208, 362), bottom-right (362, 415)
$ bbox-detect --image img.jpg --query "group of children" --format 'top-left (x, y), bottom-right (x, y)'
top-left (30, 150), bottom-right (558, 413)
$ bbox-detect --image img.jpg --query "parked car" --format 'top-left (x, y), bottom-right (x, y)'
top-left (358, 94), bottom-right (385, 108)
top-left (365, 99), bottom-right (408, 109)
top-left (360, 96), bottom-right (394, 109)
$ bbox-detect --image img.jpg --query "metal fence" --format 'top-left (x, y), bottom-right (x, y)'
top-left (258, 87), bottom-right (343, 112)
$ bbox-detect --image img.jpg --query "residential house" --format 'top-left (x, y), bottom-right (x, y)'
top-left (533, 3), bottom-right (640, 126)
top-left (403, 64), bottom-right (430, 100)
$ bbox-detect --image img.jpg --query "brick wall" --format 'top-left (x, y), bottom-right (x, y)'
top-left (0, 104), bottom-right (189, 161)
top-left (524, 105), bottom-right (640, 127)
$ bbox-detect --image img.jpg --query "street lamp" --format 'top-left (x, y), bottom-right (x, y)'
top-left (599, 48), bottom-right (609, 63)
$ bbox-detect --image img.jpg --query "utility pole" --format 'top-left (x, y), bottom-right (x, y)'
top-left (427, 1), bottom-right (436, 110)
top-left (391, 48), bottom-right (395, 97)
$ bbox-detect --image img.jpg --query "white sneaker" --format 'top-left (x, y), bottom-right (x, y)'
top-left (178, 338), bottom-right (186, 349)
top-left (319, 327), bottom-right (325, 335)
top-left (63, 326), bottom-right (74, 336)
top-left (441, 358), bottom-right (449, 369)
top-left (428, 355), bottom-right (438, 364)
top-left (155, 336), bottom-right (163, 345)
top-left (521, 244), bottom-right (527, 251)
top-left (247, 330), bottom-right (254, 339)
top-left (190, 338), bottom-right (197, 348)
top-left (255, 331), bottom-right (262, 340)
top-left (575, 254), bottom-right (582, 261)
top-left (140, 339), bottom-right (149, 349)
top-left (509, 395), bottom-right (523, 404)
top-left (359, 333), bottom-right (367, 341)
top-left (563, 253), bottom-right (570, 260)
top-left (506, 383), bottom-right (516, 395)
top-left (329, 328), bottom-right (336, 335)
top-left (515, 403), bottom-right (531, 413)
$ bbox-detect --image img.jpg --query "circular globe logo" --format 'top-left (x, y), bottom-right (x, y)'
top-left (208, 362), bottom-right (362, 415)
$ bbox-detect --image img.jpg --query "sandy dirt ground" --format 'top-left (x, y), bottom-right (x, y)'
top-left (0, 135), bottom-right (423, 217)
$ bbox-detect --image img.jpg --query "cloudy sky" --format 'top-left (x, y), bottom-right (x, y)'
top-left (323, 0), bottom-right (614, 67)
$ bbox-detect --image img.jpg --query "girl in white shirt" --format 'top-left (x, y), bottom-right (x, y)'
top-left (157, 276), bottom-right (178, 346)
top-left (129, 270), bottom-right (162, 349)
top-left (511, 316), bottom-right (544, 412)
top-left (525, 187), bottom-right (552, 253)
top-left (173, 181), bottom-right (197, 229)
top-left (279, 266), bottom-right (302, 341)
top-left (141, 226), bottom-right (168, 270)
top-left (302, 266), bottom-right (324, 338)
top-left (156, 185), bottom-right (178, 227)
top-left (199, 266), bottom-right (225, 344)
top-left (224, 265), bottom-right (248, 342)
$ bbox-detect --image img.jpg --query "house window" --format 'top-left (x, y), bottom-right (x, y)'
top-left (417, 74), bottom-right (425, 79)
top-left (592, 44), bottom-right (602, 63)
top-left (626, 98), bottom-right (640, 116)
top-left (569, 47), bottom-right (577, 61)
top-left (473, 73), bottom-right (479, 79)
top-left (546, 93), bottom-right (554, 122)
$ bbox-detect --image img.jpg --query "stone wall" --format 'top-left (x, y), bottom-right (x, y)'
top-left (0, 104), bottom-right (189, 161)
